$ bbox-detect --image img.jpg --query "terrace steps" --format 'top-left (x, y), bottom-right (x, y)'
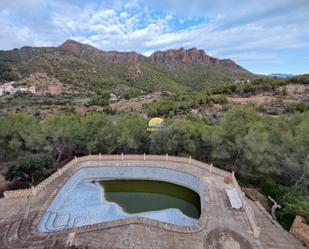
top-left (42, 211), bottom-right (73, 232)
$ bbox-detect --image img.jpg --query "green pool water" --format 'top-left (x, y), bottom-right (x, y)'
top-left (99, 180), bottom-right (201, 219)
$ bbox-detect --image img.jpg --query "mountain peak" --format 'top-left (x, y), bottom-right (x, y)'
top-left (60, 39), bottom-right (92, 47)
top-left (59, 39), bottom-right (98, 57)
top-left (61, 39), bottom-right (80, 45)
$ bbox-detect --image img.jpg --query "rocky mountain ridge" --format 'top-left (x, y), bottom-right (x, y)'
top-left (59, 40), bottom-right (249, 73)
top-left (0, 39), bottom-right (254, 92)
top-left (1, 39), bottom-right (250, 74)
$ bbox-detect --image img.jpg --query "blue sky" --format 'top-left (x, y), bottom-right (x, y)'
top-left (0, 0), bottom-right (309, 74)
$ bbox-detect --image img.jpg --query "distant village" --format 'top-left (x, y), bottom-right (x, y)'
top-left (234, 79), bottom-right (251, 84)
top-left (0, 81), bottom-right (37, 96)
top-left (0, 79), bottom-right (64, 96)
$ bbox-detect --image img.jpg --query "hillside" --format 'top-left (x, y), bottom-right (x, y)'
top-left (0, 40), bottom-right (256, 116)
top-left (150, 47), bottom-right (253, 89)
top-left (0, 41), bottom-right (308, 119)
top-left (0, 40), bottom-right (253, 92)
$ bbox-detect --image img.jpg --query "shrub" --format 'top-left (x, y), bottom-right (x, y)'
top-left (4, 154), bottom-right (53, 187)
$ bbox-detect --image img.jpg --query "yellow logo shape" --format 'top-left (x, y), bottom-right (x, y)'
top-left (147, 117), bottom-right (165, 132)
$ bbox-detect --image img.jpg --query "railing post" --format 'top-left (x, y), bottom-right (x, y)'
top-left (99, 153), bottom-right (102, 160)
top-left (254, 227), bottom-right (261, 239)
top-left (121, 153), bottom-right (124, 160)
top-left (75, 156), bottom-right (78, 163)
top-left (166, 153), bottom-right (168, 161)
top-left (210, 163), bottom-right (213, 173)
top-left (57, 167), bottom-right (61, 176)
top-left (144, 153), bottom-right (146, 161)
top-left (189, 156), bottom-right (192, 164)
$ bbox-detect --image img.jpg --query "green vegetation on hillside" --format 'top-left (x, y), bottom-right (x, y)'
top-left (164, 64), bottom-right (255, 90)
top-left (0, 62), bottom-right (19, 81)
top-left (128, 63), bottom-right (188, 93)
top-left (144, 92), bottom-right (227, 117)
top-left (0, 49), bottom-right (21, 63)
top-left (209, 74), bottom-right (309, 96)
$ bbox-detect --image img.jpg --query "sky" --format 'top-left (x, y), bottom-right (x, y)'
top-left (0, 0), bottom-right (309, 75)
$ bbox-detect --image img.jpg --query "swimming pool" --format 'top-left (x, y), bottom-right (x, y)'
top-left (100, 179), bottom-right (201, 219)
top-left (37, 166), bottom-right (204, 232)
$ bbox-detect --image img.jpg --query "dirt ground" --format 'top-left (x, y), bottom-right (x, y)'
top-left (228, 84), bottom-right (309, 106)
top-left (110, 91), bottom-right (161, 112)
top-left (228, 95), bottom-right (276, 106)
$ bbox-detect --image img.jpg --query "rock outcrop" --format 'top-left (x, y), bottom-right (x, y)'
top-left (127, 63), bottom-right (142, 80)
top-left (150, 48), bottom-right (212, 64)
top-left (150, 47), bottom-right (249, 73)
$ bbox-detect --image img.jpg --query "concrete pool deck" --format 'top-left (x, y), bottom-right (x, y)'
top-left (0, 155), bottom-right (306, 249)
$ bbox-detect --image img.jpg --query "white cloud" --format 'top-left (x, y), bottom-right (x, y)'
top-left (0, 0), bottom-right (308, 73)
top-left (165, 14), bottom-right (173, 21)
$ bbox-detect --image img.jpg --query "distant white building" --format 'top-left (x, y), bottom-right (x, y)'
top-left (29, 86), bottom-right (37, 94)
top-left (19, 87), bottom-right (28, 92)
top-left (234, 79), bottom-right (251, 84)
top-left (109, 93), bottom-right (118, 102)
